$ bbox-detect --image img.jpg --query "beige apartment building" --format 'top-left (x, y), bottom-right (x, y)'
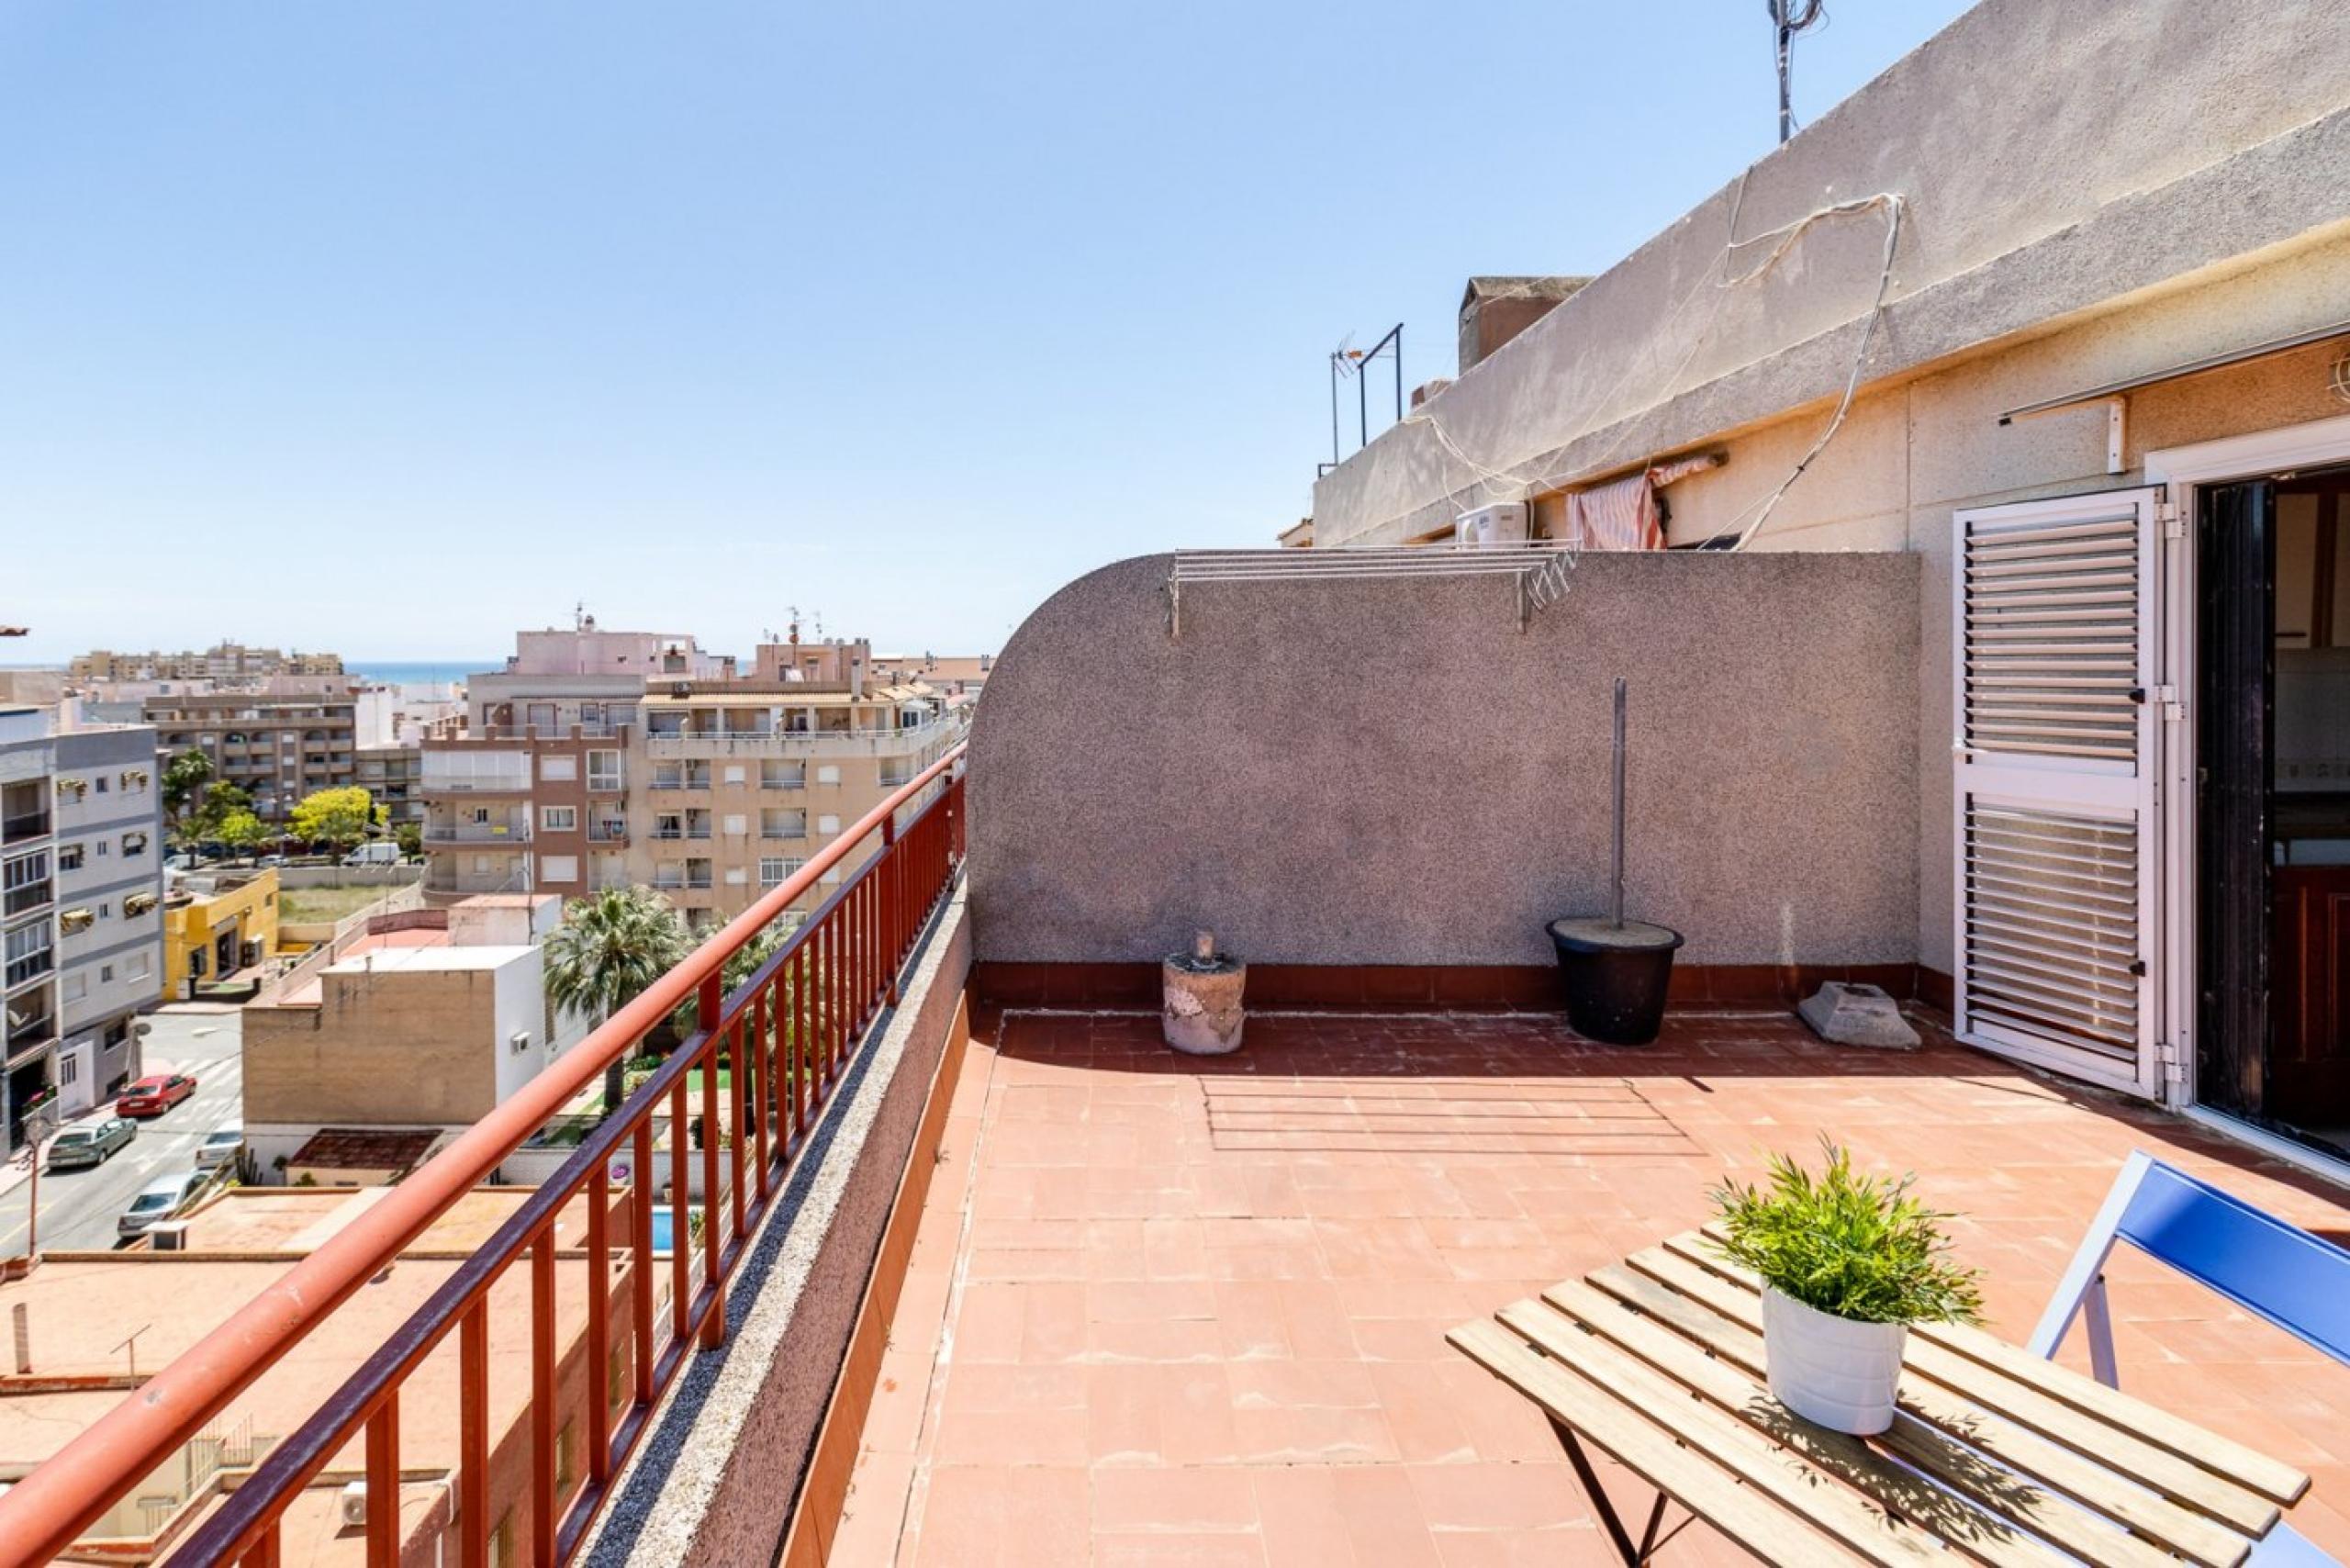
top-left (70, 643), bottom-right (343, 683)
top-left (141, 681), bottom-right (360, 821)
top-left (355, 743), bottom-right (423, 827)
top-left (420, 626), bottom-right (967, 925)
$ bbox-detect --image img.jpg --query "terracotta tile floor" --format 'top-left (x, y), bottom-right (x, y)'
top-left (834, 1007), bottom-right (2350, 1564)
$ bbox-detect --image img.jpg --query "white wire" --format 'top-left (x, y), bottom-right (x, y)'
top-left (1363, 177), bottom-right (1907, 555)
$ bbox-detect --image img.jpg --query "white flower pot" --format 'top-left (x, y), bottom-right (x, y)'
top-left (1761, 1285), bottom-right (1908, 1435)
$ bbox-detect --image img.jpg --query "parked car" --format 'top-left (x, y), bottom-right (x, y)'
top-left (47, 1117), bottom-right (137, 1171)
top-left (194, 1126), bottom-right (244, 1170)
top-left (342, 842), bottom-right (402, 868)
top-left (116, 1073), bottom-right (197, 1117)
top-left (118, 1170), bottom-right (209, 1238)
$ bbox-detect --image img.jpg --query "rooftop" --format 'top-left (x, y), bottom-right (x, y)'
top-left (835, 1006), bottom-right (2350, 1562)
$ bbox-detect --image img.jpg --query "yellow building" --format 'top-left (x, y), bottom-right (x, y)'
top-left (162, 869), bottom-right (280, 999)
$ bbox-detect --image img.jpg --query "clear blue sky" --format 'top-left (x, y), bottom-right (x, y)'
top-left (0, 1), bottom-right (1973, 664)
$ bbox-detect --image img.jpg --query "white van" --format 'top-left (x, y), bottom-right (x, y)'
top-left (342, 842), bottom-right (403, 868)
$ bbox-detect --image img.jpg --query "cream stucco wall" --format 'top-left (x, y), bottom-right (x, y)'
top-left (1645, 243), bottom-right (2350, 975)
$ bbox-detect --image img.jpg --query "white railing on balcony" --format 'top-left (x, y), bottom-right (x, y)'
top-left (422, 821), bottom-right (531, 845)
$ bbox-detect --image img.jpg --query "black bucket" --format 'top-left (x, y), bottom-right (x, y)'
top-left (1547, 917), bottom-right (1684, 1046)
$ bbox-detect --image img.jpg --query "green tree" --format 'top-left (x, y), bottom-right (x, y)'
top-left (216, 810), bottom-right (269, 857)
top-left (394, 822), bottom-right (422, 859)
top-left (543, 887), bottom-right (692, 1113)
top-left (287, 786), bottom-right (375, 850)
top-left (186, 781), bottom-right (253, 844)
top-left (162, 749), bottom-right (214, 833)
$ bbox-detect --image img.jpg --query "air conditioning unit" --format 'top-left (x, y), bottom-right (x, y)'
top-left (340, 1480), bottom-right (368, 1529)
top-left (148, 1221), bottom-right (190, 1252)
top-left (1455, 502), bottom-right (1528, 548)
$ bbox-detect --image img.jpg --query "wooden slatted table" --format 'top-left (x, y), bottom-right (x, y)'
top-left (1449, 1228), bottom-right (2313, 1567)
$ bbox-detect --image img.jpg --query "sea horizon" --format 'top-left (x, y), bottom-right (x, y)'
top-left (345, 659), bottom-right (495, 686)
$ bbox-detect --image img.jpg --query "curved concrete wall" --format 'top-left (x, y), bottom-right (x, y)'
top-left (970, 551), bottom-right (1919, 968)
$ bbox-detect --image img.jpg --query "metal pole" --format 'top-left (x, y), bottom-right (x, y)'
top-left (1328, 356), bottom-right (1341, 469)
top-left (1611, 678), bottom-right (1627, 930)
top-left (1776, 18), bottom-right (1794, 143)
top-left (1358, 365), bottom-right (1368, 453)
top-left (1393, 326), bottom-right (1404, 424)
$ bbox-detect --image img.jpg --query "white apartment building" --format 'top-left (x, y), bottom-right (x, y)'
top-left (1, 709), bottom-right (162, 1146)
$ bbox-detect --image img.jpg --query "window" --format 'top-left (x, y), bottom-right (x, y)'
top-left (722, 765), bottom-right (745, 786)
top-left (6, 922), bottom-right (53, 987)
top-left (58, 1052), bottom-right (77, 1087)
top-left (815, 765), bottom-right (841, 786)
top-left (540, 755), bottom-right (577, 782)
top-left (723, 867), bottom-right (748, 886)
top-left (816, 813), bottom-right (841, 836)
top-left (57, 844), bottom-right (82, 872)
top-left (541, 855), bottom-right (578, 884)
top-left (759, 857), bottom-right (801, 887)
top-left (490, 1511), bottom-right (516, 1568)
top-left (62, 970), bottom-right (88, 1002)
top-left (470, 805), bottom-right (491, 824)
top-left (99, 964), bottom-right (113, 983)
top-left (96, 902), bottom-right (110, 920)
top-left (722, 813), bottom-right (746, 836)
top-left (121, 832), bottom-right (147, 857)
top-left (542, 805), bottom-right (577, 832)
top-left (127, 952), bottom-right (151, 981)
top-left (588, 750), bottom-right (622, 790)
top-left (95, 840), bottom-right (108, 857)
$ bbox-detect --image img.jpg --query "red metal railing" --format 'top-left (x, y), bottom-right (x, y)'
top-left (0, 746), bottom-right (966, 1568)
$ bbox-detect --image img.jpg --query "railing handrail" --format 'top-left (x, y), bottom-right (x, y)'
top-left (0, 743), bottom-right (967, 1565)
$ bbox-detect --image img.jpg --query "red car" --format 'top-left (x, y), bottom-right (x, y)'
top-left (116, 1074), bottom-right (197, 1117)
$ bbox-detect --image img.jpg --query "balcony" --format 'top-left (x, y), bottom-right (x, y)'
top-left (644, 717), bottom-right (957, 760)
top-left (17, 555), bottom-right (2350, 1568)
top-left (3, 878), bottom-right (52, 920)
top-left (1, 810), bottom-right (50, 844)
top-left (422, 819), bottom-right (532, 845)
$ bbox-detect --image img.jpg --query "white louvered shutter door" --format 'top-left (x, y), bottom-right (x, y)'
top-left (1953, 488), bottom-right (2161, 1096)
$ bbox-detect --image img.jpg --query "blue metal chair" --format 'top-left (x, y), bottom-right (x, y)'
top-left (2032, 1150), bottom-right (2350, 1563)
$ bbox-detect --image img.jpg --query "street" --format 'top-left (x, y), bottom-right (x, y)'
top-left (0, 1010), bottom-right (245, 1255)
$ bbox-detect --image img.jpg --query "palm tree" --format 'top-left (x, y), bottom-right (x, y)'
top-left (543, 887), bottom-right (691, 1113)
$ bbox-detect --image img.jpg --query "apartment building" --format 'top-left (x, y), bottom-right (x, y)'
top-left (356, 744), bottom-right (424, 828)
top-left (143, 681), bottom-right (360, 820)
top-left (417, 624), bottom-right (697, 900)
top-left (637, 637), bottom-right (962, 929)
top-left (69, 643), bottom-right (343, 683)
top-left (1, 710), bottom-right (162, 1148)
top-left (420, 627), bottom-right (968, 924)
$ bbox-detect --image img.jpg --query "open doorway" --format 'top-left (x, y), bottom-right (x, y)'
top-left (2195, 467), bottom-right (2350, 1154)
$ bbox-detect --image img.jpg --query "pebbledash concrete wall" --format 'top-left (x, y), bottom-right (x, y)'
top-left (970, 552), bottom-right (1919, 969)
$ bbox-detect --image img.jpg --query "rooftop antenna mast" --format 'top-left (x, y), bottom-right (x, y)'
top-left (1768, 1), bottom-right (1828, 144)
top-left (1323, 324), bottom-right (1405, 473)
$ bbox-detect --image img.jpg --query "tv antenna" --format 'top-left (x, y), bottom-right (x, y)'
top-left (1322, 324), bottom-right (1404, 474)
top-left (1768, 1), bottom-right (1829, 144)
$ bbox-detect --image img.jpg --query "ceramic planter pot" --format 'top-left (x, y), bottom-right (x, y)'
top-left (1761, 1285), bottom-right (1908, 1435)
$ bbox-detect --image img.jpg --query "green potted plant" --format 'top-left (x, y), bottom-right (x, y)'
top-left (1711, 1140), bottom-right (1983, 1434)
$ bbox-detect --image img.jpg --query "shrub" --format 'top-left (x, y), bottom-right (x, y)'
top-left (1710, 1139), bottom-right (1984, 1326)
